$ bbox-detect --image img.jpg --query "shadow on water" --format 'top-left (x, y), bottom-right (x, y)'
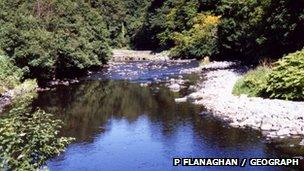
top-left (30, 61), bottom-right (302, 170)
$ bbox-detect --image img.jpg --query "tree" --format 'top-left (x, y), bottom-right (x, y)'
top-left (217, 0), bottom-right (304, 62)
top-left (0, 0), bottom-right (111, 80)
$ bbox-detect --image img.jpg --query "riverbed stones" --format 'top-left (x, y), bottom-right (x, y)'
top-left (111, 49), bottom-right (170, 61)
top-left (178, 61), bottom-right (304, 140)
top-left (140, 83), bottom-right (149, 87)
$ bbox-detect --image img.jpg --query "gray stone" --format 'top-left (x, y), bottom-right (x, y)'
top-left (299, 139), bottom-right (304, 146)
top-left (261, 123), bottom-right (273, 131)
top-left (169, 84), bottom-right (181, 92)
top-left (175, 97), bottom-right (187, 103)
top-left (277, 128), bottom-right (291, 136)
top-left (187, 92), bottom-right (203, 101)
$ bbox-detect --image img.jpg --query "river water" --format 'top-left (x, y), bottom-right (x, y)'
top-left (32, 61), bottom-right (299, 170)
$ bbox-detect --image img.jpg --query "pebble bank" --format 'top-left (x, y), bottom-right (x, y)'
top-left (177, 62), bottom-right (304, 141)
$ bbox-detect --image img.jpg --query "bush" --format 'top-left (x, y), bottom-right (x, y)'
top-left (233, 66), bottom-right (270, 97)
top-left (0, 55), bottom-right (23, 94)
top-left (12, 79), bottom-right (38, 98)
top-left (263, 49), bottom-right (304, 100)
top-left (233, 49), bottom-right (304, 101)
top-left (0, 93), bottom-right (74, 170)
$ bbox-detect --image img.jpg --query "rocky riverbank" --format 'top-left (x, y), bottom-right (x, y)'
top-left (112, 49), bottom-right (170, 61)
top-left (176, 61), bottom-right (304, 142)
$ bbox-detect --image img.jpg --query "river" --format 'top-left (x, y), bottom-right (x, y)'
top-left (31, 61), bottom-right (298, 170)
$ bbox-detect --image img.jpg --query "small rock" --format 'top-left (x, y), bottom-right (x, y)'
top-left (261, 123), bottom-right (273, 131)
top-left (230, 122), bottom-right (241, 128)
top-left (70, 79), bottom-right (79, 84)
top-left (188, 85), bottom-right (196, 91)
top-left (169, 84), bottom-right (181, 92)
top-left (277, 128), bottom-right (291, 136)
top-left (62, 81), bottom-right (69, 86)
top-left (140, 83), bottom-right (148, 87)
top-left (175, 97), bottom-right (187, 103)
top-left (299, 139), bottom-right (304, 146)
top-left (187, 92), bottom-right (203, 101)
top-left (201, 111), bottom-right (210, 115)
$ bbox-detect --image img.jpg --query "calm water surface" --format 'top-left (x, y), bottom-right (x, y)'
top-left (32, 61), bottom-right (300, 171)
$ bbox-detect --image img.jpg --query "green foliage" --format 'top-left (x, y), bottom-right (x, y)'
top-left (134, 0), bottom-right (304, 62)
top-left (0, 0), bottom-right (111, 80)
top-left (263, 50), bottom-right (304, 100)
top-left (217, 0), bottom-right (304, 62)
top-left (0, 93), bottom-right (74, 170)
top-left (0, 55), bottom-right (23, 94)
top-left (91, 0), bottom-right (150, 48)
top-left (12, 79), bottom-right (38, 98)
top-left (233, 66), bottom-right (270, 97)
top-left (133, 0), bottom-right (203, 50)
top-left (233, 50), bottom-right (304, 101)
top-left (0, 0), bottom-right (153, 80)
top-left (170, 13), bottom-right (219, 59)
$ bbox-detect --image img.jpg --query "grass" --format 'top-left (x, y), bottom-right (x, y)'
top-left (232, 66), bottom-right (271, 97)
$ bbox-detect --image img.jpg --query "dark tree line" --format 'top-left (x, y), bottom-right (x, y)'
top-left (0, 0), bottom-right (150, 80)
top-left (0, 0), bottom-right (303, 81)
top-left (134, 0), bottom-right (304, 63)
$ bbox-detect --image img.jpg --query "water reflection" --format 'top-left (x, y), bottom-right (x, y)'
top-left (33, 79), bottom-right (292, 170)
top-left (33, 80), bottom-right (200, 142)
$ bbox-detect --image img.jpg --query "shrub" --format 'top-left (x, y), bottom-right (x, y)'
top-left (0, 55), bottom-right (23, 94)
top-left (263, 49), bottom-right (304, 100)
top-left (233, 66), bottom-right (270, 97)
top-left (12, 79), bottom-right (38, 98)
top-left (0, 93), bottom-right (74, 170)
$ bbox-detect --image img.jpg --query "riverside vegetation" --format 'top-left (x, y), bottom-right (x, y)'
top-left (0, 0), bottom-right (304, 170)
top-left (233, 50), bottom-right (304, 101)
top-left (0, 92), bottom-right (74, 170)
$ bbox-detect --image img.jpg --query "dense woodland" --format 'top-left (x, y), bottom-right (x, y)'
top-left (0, 0), bottom-right (303, 80)
top-left (0, 0), bottom-right (303, 102)
top-left (0, 0), bottom-right (303, 100)
top-left (0, 0), bottom-right (150, 81)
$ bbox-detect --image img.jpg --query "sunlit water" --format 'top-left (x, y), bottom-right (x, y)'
top-left (32, 61), bottom-right (300, 171)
